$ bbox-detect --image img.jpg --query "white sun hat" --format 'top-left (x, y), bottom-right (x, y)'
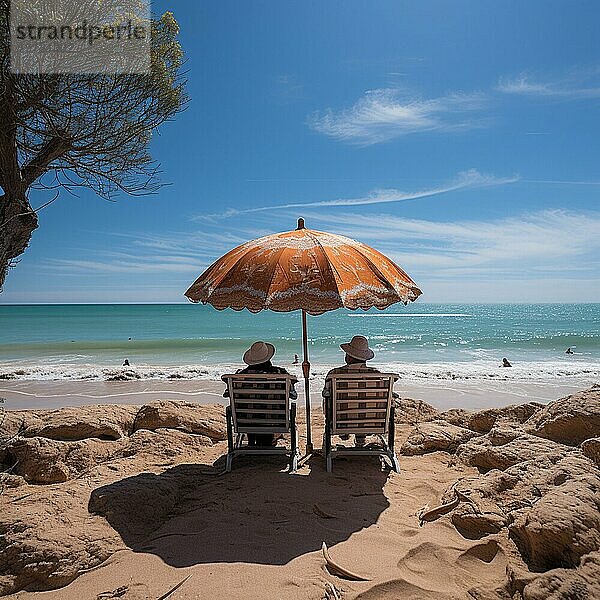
top-left (340, 335), bottom-right (375, 361)
top-left (243, 341), bottom-right (276, 365)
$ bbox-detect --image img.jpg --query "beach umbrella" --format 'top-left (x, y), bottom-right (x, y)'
top-left (184, 218), bottom-right (422, 452)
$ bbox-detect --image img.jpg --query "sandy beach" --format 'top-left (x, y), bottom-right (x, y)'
top-left (1, 388), bottom-right (599, 599)
top-left (0, 377), bottom-right (592, 412)
top-left (1, 0), bottom-right (599, 597)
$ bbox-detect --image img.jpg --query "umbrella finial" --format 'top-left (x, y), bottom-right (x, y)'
top-left (297, 217), bottom-right (305, 229)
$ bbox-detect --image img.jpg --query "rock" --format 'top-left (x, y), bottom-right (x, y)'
top-left (448, 450), bottom-right (600, 572)
top-left (7, 429), bottom-right (213, 484)
top-left (505, 562), bottom-right (539, 599)
top-left (451, 501), bottom-right (506, 539)
top-left (509, 475), bottom-right (600, 571)
top-left (393, 397), bottom-right (439, 424)
top-left (400, 420), bottom-right (478, 455)
top-left (132, 401), bottom-right (226, 441)
top-left (1, 410), bottom-right (48, 438)
top-left (468, 402), bottom-right (543, 434)
top-left (524, 387), bottom-right (600, 446)
top-left (8, 437), bottom-right (73, 483)
top-left (581, 438), bottom-right (600, 466)
top-left (438, 408), bottom-right (472, 428)
top-left (24, 404), bottom-right (139, 441)
top-left (125, 428), bottom-right (213, 459)
top-left (487, 421), bottom-right (524, 446)
top-left (457, 433), bottom-right (571, 472)
top-left (521, 551), bottom-right (600, 600)
top-left (2, 411), bottom-right (50, 466)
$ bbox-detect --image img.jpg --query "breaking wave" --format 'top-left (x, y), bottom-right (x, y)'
top-left (1, 359), bottom-right (599, 383)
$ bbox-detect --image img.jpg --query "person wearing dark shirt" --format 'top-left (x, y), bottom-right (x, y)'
top-left (224, 341), bottom-right (297, 446)
top-left (322, 335), bottom-right (398, 448)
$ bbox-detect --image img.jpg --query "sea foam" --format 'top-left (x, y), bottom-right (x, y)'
top-left (1, 359), bottom-right (599, 383)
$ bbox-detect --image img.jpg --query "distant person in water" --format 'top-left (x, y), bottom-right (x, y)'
top-left (293, 354), bottom-right (299, 364)
top-left (502, 358), bottom-right (512, 367)
top-left (123, 358), bottom-right (130, 367)
top-left (322, 335), bottom-right (398, 448)
top-left (566, 347), bottom-right (574, 355)
top-left (223, 341), bottom-right (297, 447)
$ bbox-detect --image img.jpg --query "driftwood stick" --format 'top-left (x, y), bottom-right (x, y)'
top-left (157, 575), bottom-right (192, 600)
top-left (322, 542), bottom-right (369, 581)
top-left (418, 490), bottom-right (461, 526)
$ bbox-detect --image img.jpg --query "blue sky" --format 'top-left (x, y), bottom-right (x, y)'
top-left (2, 0), bottom-right (599, 303)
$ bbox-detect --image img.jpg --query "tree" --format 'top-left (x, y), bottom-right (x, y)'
top-left (0, 1), bottom-right (187, 288)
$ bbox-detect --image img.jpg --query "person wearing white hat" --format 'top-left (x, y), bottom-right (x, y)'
top-left (322, 335), bottom-right (398, 447)
top-left (224, 341), bottom-right (298, 446)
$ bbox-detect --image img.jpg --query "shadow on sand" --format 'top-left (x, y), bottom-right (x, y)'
top-left (89, 454), bottom-right (390, 567)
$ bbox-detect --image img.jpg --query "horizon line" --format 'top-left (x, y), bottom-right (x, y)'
top-left (0, 301), bottom-right (599, 307)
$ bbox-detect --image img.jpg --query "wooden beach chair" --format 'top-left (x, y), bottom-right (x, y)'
top-left (222, 373), bottom-right (300, 472)
top-left (323, 373), bottom-right (399, 473)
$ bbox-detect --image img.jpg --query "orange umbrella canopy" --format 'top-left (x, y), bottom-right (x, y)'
top-left (185, 219), bottom-right (422, 314)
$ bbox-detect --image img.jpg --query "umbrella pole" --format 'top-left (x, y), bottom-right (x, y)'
top-left (301, 309), bottom-right (313, 454)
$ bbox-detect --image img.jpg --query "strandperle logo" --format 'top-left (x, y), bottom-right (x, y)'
top-left (10, 0), bottom-right (151, 74)
top-left (13, 19), bottom-right (148, 46)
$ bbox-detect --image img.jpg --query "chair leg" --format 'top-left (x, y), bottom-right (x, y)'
top-left (388, 404), bottom-right (396, 452)
top-left (325, 400), bottom-right (333, 473)
top-left (390, 452), bottom-right (401, 473)
top-left (226, 405), bottom-right (234, 472)
top-left (388, 403), bottom-right (400, 472)
top-left (290, 402), bottom-right (298, 473)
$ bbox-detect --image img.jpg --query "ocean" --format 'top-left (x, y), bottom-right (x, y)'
top-left (1, 303), bottom-right (599, 386)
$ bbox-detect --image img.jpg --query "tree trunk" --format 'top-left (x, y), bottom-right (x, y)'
top-left (0, 194), bottom-right (38, 290)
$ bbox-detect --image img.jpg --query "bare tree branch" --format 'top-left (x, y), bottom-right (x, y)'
top-left (0, 2), bottom-right (188, 287)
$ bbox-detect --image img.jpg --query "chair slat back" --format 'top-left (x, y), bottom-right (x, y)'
top-left (222, 373), bottom-right (295, 434)
top-left (330, 373), bottom-right (395, 435)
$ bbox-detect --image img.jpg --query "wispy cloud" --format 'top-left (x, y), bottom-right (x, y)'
top-left (302, 209), bottom-right (600, 279)
top-left (307, 88), bottom-right (487, 145)
top-left (46, 210), bottom-right (599, 283)
top-left (497, 71), bottom-right (600, 100)
top-left (194, 169), bottom-right (518, 220)
top-left (523, 179), bottom-right (600, 186)
top-left (42, 226), bottom-right (266, 276)
top-left (46, 254), bottom-right (207, 275)
top-left (19, 209), bottom-right (600, 303)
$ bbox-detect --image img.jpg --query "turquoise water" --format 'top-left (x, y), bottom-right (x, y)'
top-left (0, 303), bottom-right (599, 381)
